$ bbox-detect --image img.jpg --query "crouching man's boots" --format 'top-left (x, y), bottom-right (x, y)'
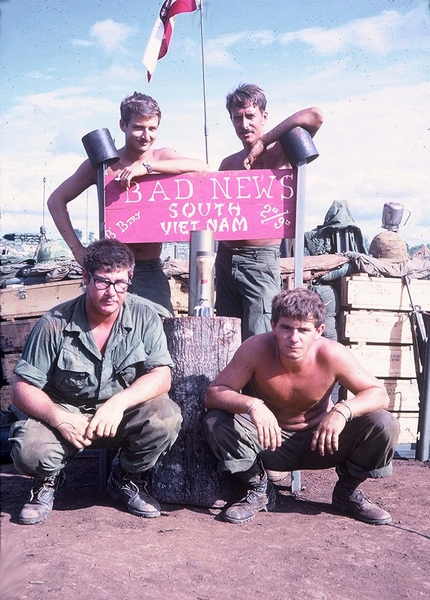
top-left (223, 463), bottom-right (276, 524)
top-left (107, 457), bottom-right (161, 518)
top-left (18, 471), bottom-right (66, 525)
top-left (332, 465), bottom-right (391, 525)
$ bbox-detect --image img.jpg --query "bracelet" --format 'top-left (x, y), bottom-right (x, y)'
top-left (339, 400), bottom-right (353, 421)
top-left (247, 399), bottom-right (264, 414)
top-left (331, 406), bottom-right (348, 424)
top-left (142, 161), bottom-right (153, 174)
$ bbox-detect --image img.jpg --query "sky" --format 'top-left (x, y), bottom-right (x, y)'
top-left (1, 0), bottom-right (429, 248)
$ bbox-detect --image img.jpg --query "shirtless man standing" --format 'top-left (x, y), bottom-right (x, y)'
top-left (216, 84), bottom-right (323, 339)
top-left (205, 288), bottom-right (399, 525)
top-left (48, 92), bottom-right (208, 316)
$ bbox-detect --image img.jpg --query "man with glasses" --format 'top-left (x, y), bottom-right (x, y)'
top-left (8, 239), bottom-right (182, 524)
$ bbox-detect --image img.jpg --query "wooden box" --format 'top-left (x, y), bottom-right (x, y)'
top-left (0, 385), bottom-right (12, 410)
top-left (347, 378), bottom-right (419, 411)
top-left (1, 353), bottom-right (20, 384)
top-left (0, 280), bottom-right (83, 320)
top-left (0, 318), bottom-right (38, 351)
top-left (341, 310), bottom-right (413, 344)
top-left (391, 412), bottom-right (418, 444)
top-left (345, 343), bottom-right (416, 378)
top-left (341, 275), bottom-right (430, 311)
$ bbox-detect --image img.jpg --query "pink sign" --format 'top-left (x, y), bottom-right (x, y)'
top-left (104, 169), bottom-right (297, 243)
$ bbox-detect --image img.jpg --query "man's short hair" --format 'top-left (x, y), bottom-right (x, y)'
top-left (271, 288), bottom-right (326, 328)
top-left (120, 92), bottom-right (162, 125)
top-left (84, 239), bottom-right (135, 276)
top-left (225, 84), bottom-right (267, 116)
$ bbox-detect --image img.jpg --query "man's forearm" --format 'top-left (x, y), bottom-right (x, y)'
top-left (205, 384), bottom-right (259, 414)
top-left (47, 193), bottom-right (84, 256)
top-left (108, 366), bottom-right (172, 412)
top-left (262, 106), bottom-right (324, 147)
top-left (336, 386), bottom-right (389, 422)
top-left (12, 377), bottom-right (70, 428)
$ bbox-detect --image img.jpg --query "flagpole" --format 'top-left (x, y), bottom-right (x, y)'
top-left (198, 0), bottom-right (209, 164)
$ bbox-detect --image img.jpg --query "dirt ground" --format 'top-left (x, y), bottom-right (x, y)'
top-left (1, 456), bottom-right (429, 600)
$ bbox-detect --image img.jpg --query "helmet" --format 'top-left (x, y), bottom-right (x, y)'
top-left (369, 231), bottom-right (409, 262)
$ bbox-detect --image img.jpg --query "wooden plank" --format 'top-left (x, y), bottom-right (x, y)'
top-left (347, 378), bottom-right (419, 411)
top-left (341, 275), bottom-right (430, 311)
top-left (340, 310), bottom-right (413, 344)
top-left (0, 319), bottom-right (38, 352)
top-left (1, 353), bottom-right (20, 384)
top-left (0, 280), bottom-right (83, 319)
top-left (345, 344), bottom-right (416, 378)
top-left (390, 412), bottom-right (418, 444)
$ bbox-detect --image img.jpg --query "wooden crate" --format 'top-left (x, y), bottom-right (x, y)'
top-left (390, 412), bottom-right (418, 444)
top-left (340, 310), bottom-right (413, 344)
top-left (0, 280), bottom-right (83, 320)
top-left (1, 353), bottom-right (20, 384)
top-left (0, 318), bottom-right (38, 351)
top-left (345, 344), bottom-right (416, 378)
top-left (0, 385), bottom-right (12, 411)
top-left (347, 378), bottom-right (419, 411)
top-left (341, 275), bottom-right (430, 311)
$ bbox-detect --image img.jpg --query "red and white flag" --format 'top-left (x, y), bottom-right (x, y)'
top-left (142, 0), bottom-right (198, 81)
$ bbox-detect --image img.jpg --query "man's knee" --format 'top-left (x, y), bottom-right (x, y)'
top-left (9, 419), bottom-right (67, 476)
top-left (204, 409), bottom-right (233, 441)
top-left (156, 395), bottom-right (183, 446)
top-left (128, 394), bottom-right (182, 447)
top-left (368, 410), bottom-right (400, 444)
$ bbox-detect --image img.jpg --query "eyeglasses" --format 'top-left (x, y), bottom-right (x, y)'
top-left (89, 272), bottom-right (131, 294)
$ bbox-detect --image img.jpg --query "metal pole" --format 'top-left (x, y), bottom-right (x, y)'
top-left (293, 162), bottom-right (306, 288)
top-left (416, 315), bottom-right (430, 461)
top-left (96, 163), bottom-right (106, 239)
top-left (198, 0), bottom-right (209, 164)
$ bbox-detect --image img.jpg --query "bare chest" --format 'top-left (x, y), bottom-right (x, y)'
top-left (251, 361), bottom-right (334, 413)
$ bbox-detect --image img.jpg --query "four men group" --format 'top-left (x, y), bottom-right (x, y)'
top-left (9, 87), bottom-right (399, 526)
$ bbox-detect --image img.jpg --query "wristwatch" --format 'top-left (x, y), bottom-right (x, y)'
top-left (143, 161), bottom-right (153, 174)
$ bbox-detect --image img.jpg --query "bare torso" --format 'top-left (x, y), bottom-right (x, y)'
top-left (220, 142), bottom-right (291, 248)
top-left (248, 333), bottom-right (335, 430)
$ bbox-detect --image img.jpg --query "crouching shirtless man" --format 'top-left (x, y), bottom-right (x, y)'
top-left (204, 288), bottom-right (399, 525)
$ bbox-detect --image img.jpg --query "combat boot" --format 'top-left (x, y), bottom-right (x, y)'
top-left (332, 465), bottom-right (391, 525)
top-left (223, 464), bottom-right (276, 524)
top-left (18, 470), bottom-right (66, 525)
top-left (107, 457), bottom-right (161, 518)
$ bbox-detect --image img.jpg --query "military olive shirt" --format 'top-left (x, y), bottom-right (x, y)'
top-left (14, 293), bottom-right (173, 409)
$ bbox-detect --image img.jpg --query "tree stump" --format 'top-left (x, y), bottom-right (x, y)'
top-left (151, 316), bottom-right (241, 507)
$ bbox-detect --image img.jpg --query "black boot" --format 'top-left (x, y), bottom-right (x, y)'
top-left (223, 463), bottom-right (276, 524)
top-left (332, 465), bottom-right (391, 525)
top-left (107, 456), bottom-right (161, 518)
top-left (18, 471), bottom-right (66, 525)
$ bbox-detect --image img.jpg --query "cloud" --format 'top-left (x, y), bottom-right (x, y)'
top-left (71, 39), bottom-right (94, 48)
top-left (279, 3), bottom-right (430, 55)
top-left (193, 30), bottom-right (275, 69)
top-left (70, 19), bottom-right (138, 55)
top-left (25, 70), bottom-right (55, 80)
top-left (91, 19), bottom-right (137, 54)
